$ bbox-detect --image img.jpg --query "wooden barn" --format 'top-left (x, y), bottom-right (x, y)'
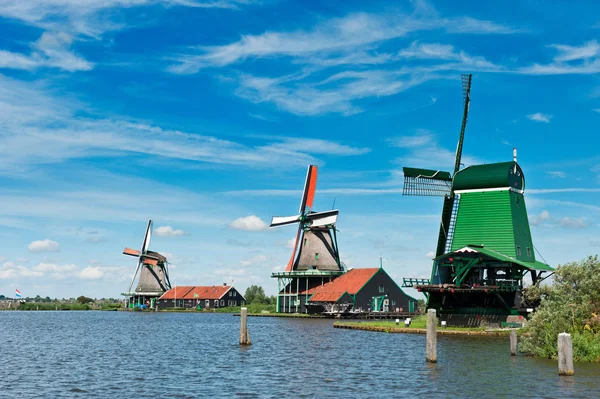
top-left (157, 284), bottom-right (245, 309)
top-left (305, 267), bottom-right (419, 314)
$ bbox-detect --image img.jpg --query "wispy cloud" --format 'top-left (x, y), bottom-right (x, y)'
top-left (168, 6), bottom-right (518, 73)
top-left (0, 75), bottom-right (368, 172)
top-left (28, 239), bottom-right (60, 253)
top-left (546, 171), bottom-right (567, 178)
top-left (229, 215), bottom-right (269, 231)
top-left (527, 113), bottom-right (552, 123)
top-left (0, 32), bottom-right (92, 72)
top-left (154, 226), bottom-right (187, 237)
top-left (389, 130), bottom-right (481, 170)
top-left (559, 217), bottom-right (589, 229)
top-left (530, 210), bottom-right (551, 226)
top-left (520, 40), bottom-right (600, 75)
top-left (166, 3), bottom-right (517, 115)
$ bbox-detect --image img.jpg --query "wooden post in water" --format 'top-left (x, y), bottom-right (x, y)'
top-left (426, 309), bottom-right (437, 363)
top-left (239, 307), bottom-right (251, 346)
top-left (510, 330), bottom-right (517, 356)
top-left (558, 333), bottom-right (574, 376)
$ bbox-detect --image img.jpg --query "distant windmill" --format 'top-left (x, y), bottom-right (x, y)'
top-left (270, 165), bottom-right (344, 313)
top-left (401, 75), bottom-right (553, 326)
top-left (271, 165), bottom-right (341, 272)
top-left (122, 220), bottom-right (172, 308)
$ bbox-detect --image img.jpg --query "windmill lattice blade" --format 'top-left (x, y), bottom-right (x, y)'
top-left (308, 213), bottom-right (338, 227)
top-left (402, 167), bottom-right (452, 197)
top-left (270, 215), bottom-right (301, 227)
top-left (141, 257), bottom-right (158, 266)
top-left (123, 247), bottom-right (141, 257)
top-left (299, 165), bottom-right (318, 214)
top-left (127, 258), bottom-right (143, 293)
top-left (285, 225), bottom-right (302, 272)
top-left (141, 219), bottom-right (152, 254)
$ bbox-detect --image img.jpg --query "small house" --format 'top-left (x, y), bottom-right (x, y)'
top-left (157, 284), bottom-right (245, 309)
top-left (305, 267), bottom-right (418, 314)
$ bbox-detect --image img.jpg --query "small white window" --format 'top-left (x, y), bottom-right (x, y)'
top-left (527, 247), bottom-right (532, 257)
top-left (205, 300), bottom-right (210, 307)
top-left (516, 246), bottom-right (521, 256)
top-left (221, 300), bottom-right (225, 306)
top-left (378, 285), bottom-right (385, 293)
top-left (214, 300), bottom-right (219, 307)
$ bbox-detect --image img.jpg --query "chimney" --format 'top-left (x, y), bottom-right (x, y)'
top-left (223, 282), bottom-right (226, 286)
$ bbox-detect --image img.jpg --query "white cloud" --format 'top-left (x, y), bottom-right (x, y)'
top-left (33, 263), bottom-right (77, 273)
top-left (558, 217), bottom-right (589, 229)
top-left (519, 40), bottom-right (600, 75)
top-left (425, 251), bottom-right (435, 258)
top-left (0, 261), bottom-right (44, 279)
top-left (389, 131), bottom-right (481, 170)
top-left (594, 108), bottom-right (600, 113)
top-left (28, 239), bottom-right (60, 253)
top-left (167, 3), bottom-right (516, 115)
top-left (547, 171), bottom-right (567, 178)
top-left (80, 266), bottom-right (104, 279)
top-left (229, 215), bottom-right (268, 231)
top-left (0, 75), bottom-right (369, 172)
top-left (387, 130), bottom-right (434, 148)
top-left (240, 254), bottom-right (267, 266)
top-left (168, 8), bottom-right (517, 73)
top-left (527, 113), bottom-right (552, 123)
top-left (398, 41), bottom-right (499, 69)
top-left (154, 226), bottom-right (187, 237)
top-left (0, 0), bottom-right (255, 37)
top-left (550, 40), bottom-right (600, 62)
top-left (530, 210), bottom-right (551, 226)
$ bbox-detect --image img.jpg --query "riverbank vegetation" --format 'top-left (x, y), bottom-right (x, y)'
top-left (520, 256), bottom-right (600, 362)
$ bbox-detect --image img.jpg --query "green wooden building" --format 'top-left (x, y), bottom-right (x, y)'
top-left (402, 75), bottom-right (553, 326)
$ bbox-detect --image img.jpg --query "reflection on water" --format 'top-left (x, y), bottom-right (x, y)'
top-left (1, 312), bottom-right (599, 398)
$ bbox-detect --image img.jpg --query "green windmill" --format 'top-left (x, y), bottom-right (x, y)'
top-left (401, 74), bottom-right (553, 326)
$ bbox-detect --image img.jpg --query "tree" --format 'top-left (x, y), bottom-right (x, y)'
top-left (77, 295), bottom-right (94, 304)
top-left (520, 256), bottom-right (600, 361)
top-left (244, 285), bottom-right (267, 304)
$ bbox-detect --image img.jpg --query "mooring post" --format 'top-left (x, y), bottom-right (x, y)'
top-left (426, 309), bottom-right (437, 363)
top-left (510, 330), bottom-right (517, 356)
top-left (558, 333), bottom-right (574, 376)
top-left (239, 307), bottom-right (251, 346)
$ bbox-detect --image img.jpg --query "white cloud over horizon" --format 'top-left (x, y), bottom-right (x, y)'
top-left (229, 215), bottom-right (269, 231)
top-left (28, 239), bottom-right (61, 253)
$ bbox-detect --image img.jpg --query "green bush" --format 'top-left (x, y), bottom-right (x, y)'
top-left (520, 256), bottom-right (600, 361)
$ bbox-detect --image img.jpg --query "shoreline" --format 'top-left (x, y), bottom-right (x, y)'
top-left (333, 321), bottom-right (515, 336)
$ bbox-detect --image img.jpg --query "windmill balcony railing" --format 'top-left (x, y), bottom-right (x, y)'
top-left (402, 278), bottom-right (431, 287)
top-left (271, 270), bottom-right (344, 278)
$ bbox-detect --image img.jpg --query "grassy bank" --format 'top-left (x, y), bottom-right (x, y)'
top-left (334, 316), bottom-right (503, 335)
top-left (213, 304), bottom-right (276, 314)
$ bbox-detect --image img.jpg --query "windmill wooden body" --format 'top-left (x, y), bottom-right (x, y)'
top-left (121, 220), bottom-right (172, 309)
top-left (270, 165), bottom-right (344, 313)
top-left (401, 75), bottom-right (553, 326)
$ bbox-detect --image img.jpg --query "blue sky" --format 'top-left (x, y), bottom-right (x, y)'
top-left (1, 0), bottom-right (599, 299)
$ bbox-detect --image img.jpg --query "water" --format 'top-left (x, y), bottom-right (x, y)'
top-left (0, 312), bottom-right (599, 398)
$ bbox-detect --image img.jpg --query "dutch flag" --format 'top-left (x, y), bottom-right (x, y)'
top-left (15, 289), bottom-right (22, 299)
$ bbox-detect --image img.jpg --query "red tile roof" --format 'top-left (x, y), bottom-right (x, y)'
top-left (159, 286), bottom-right (194, 299)
top-left (183, 286), bottom-right (231, 300)
top-left (308, 268), bottom-right (380, 302)
top-left (159, 286), bottom-right (233, 300)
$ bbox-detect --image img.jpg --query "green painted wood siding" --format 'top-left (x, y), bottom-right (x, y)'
top-left (451, 191), bottom-right (516, 257)
top-left (510, 191), bottom-right (535, 262)
top-left (450, 190), bottom-right (536, 262)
